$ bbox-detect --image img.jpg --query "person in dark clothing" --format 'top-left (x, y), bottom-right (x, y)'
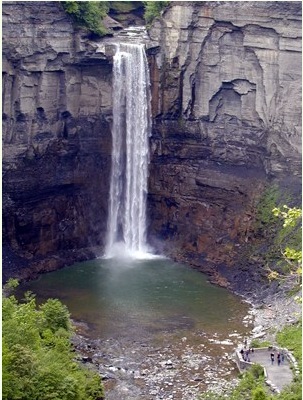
top-left (277, 352), bottom-right (281, 366)
top-left (270, 352), bottom-right (275, 365)
top-left (240, 348), bottom-right (245, 359)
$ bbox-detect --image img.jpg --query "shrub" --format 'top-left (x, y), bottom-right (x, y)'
top-left (252, 386), bottom-right (267, 400)
top-left (250, 338), bottom-right (272, 349)
top-left (276, 320), bottom-right (302, 370)
top-left (39, 298), bottom-right (72, 333)
top-left (143, 1), bottom-right (169, 24)
top-left (2, 289), bottom-right (104, 400)
top-left (62, 1), bottom-right (109, 36)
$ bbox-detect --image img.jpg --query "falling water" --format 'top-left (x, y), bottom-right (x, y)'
top-left (105, 43), bottom-right (152, 258)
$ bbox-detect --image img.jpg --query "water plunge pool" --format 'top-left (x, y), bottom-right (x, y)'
top-left (18, 257), bottom-right (252, 399)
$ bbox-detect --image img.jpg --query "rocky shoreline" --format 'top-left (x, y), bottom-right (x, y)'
top-left (243, 278), bottom-right (301, 347)
top-left (70, 271), bottom-right (301, 399)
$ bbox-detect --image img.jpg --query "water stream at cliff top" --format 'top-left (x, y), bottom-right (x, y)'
top-left (105, 42), bottom-right (152, 258)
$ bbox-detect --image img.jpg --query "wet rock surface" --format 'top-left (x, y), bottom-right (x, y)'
top-left (72, 324), bottom-right (247, 400)
top-left (71, 276), bottom-right (301, 399)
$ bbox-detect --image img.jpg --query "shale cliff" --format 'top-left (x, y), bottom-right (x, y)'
top-left (2, 1), bottom-right (302, 286)
top-left (2, 2), bottom-right (114, 280)
top-left (145, 1), bottom-right (302, 285)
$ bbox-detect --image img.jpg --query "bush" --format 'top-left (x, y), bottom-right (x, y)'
top-left (276, 320), bottom-right (302, 371)
top-left (39, 298), bottom-right (71, 332)
top-left (250, 338), bottom-right (272, 349)
top-left (252, 386), bottom-right (267, 400)
top-left (2, 289), bottom-right (104, 400)
top-left (62, 1), bottom-right (109, 36)
top-left (143, 1), bottom-right (169, 24)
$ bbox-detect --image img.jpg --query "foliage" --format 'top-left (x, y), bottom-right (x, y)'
top-left (200, 320), bottom-right (302, 400)
top-left (2, 285), bottom-right (104, 400)
top-left (109, 1), bottom-right (142, 13)
top-left (253, 185), bottom-right (301, 283)
top-left (267, 205), bottom-right (302, 282)
top-left (276, 320), bottom-right (302, 370)
top-left (199, 365), bottom-right (266, 400)
top-left (200, 193), bottom-right (302, 400)
top-left (254, 185), bottom-right (280, 233)
top-left (274, 378), bottom-right (302, 400)
top-left (252, 386), bottom-right (268, 400)
top-left (272, 206), bottom-right (302, 228)
top-left (250, 338), bottom-right (272, 348)
top-left (143, 1), bottom-right (169, 24)
top-left (275, 320), bottom-right (302, 400)
top-left (62, 1), bottom-right (109, 36)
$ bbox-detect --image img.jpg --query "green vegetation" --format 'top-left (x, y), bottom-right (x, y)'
top-left (200, 321), bottom-right (302, 400)
top-left (143, 1), bottom-right (170, 24)
top-left (254, 185), bottom-right (281, 233)
top-left (62, 1), bottom-right (109, 36)
top-left (264, 204), bottom-right (302, 283)
top-left (276, 320), bottom-right (302, 370)
top-left (199, 191), bottom-right (302, 400)
top-left (250, 338), bottom-right (272, 348)
top-left (253, 185), bottom-right (302, 283)
top-left (199, 364), bottom-right (266, 400)
top-left (2, 281), bottom-right (104, 400)
top-left (275, 320), bottom-right (302, 400)
top-left (271, 206), bottom-right (302, 281)
top-left (62, 1), bottom-right (169, 34)
top-left (108, 1), bottom-right (142, 13)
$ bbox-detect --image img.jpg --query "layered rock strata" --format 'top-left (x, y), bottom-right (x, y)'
top-left (2, 1), bottom-right (302, 288)
top-left (145, 1), bottom-right (302, 283)
top-left (2, 2), bottom-right (114, 280)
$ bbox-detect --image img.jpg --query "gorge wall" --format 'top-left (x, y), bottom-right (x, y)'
top-left (145, 1), bottom-right (302, 286)
top-left (2, 2), bottom-right (302, 287)
top-left (2, 2), bottom-right (114, 280)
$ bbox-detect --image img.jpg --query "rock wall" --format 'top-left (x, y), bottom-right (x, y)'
top-left (2, 2), bottom-right (114, 280)
top-left (2, 1), bottom-right (302, 287)
top-left (145, 1), bottom-right (302, 278)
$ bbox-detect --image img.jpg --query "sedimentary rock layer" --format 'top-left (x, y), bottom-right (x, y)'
top-left (146, 1), bottom-right (302, 275)
top-left (2, 1), bottom-right (302, 285)
top-left (2, 2), bottom-right (113, 280)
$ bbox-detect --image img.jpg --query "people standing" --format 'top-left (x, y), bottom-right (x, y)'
top-left (270, 352), bottom-right (275, 365)
top-left (277, 352), bottom-right (281, 366)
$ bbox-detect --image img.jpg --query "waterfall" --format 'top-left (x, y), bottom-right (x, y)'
top-left (105, 43), bottom-right (152, 259)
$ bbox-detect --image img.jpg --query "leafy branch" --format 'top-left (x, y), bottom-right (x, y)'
top-left (62, 1), bottom-right (109, 36)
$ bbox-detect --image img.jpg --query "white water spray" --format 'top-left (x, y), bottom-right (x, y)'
top-left (105, 43), bottom-right (153, 259)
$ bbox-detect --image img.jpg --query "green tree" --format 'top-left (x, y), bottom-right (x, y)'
top-left (39, 298), bottom-right (71, 333)
top-left (2, 284), bottom-right (104, 400)
top-left (252, 386), bottom-right (267, 400)
top-left (143, 1), bottom-right (169, 24)
top-left (62, 1), bottom-right (109, 36)
top-left (267, 206), bottom-right (302, 282)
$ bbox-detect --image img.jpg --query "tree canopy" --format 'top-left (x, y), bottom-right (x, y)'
top-left (62, 1), bottom-right (109, 36)
top-left (2, 284), bottom-right (104, 400)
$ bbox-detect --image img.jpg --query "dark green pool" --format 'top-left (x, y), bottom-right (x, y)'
top-left (18, 257), bottom-right (250, 341)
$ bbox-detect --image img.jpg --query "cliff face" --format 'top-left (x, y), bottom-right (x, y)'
top-left (145, 1), bottom-right (302, 276)
top-left (2, 2), bottom-right (114, 280)
top-left (2, 1), bottom-right (302, 285)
